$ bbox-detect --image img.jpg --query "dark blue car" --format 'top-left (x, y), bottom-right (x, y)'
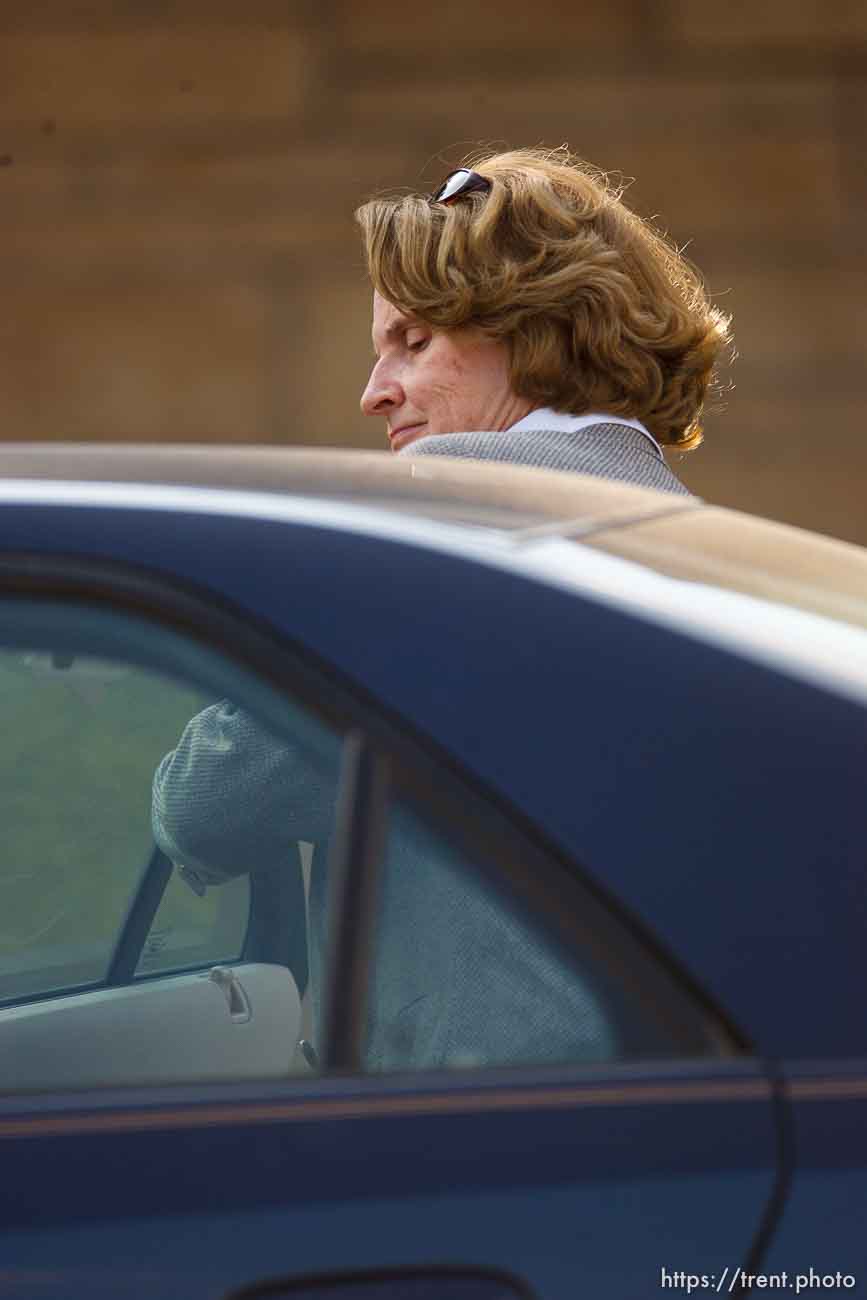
top-left (0, 445), bottom-right (865, 1300)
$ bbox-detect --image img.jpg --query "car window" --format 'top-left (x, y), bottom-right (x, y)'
top-left (0, 598), bottom-right (344, 1094)
top-left (0, 648), bottom-right (254, 998)
top-left (0, 649), bottom-right (215, 1001)
top-left (363, 796), bottom-right (726, 1074)
top-left (135, 871), bottom-right (250, 977)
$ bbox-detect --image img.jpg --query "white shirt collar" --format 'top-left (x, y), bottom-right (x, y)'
top-left (507, 406), bottom-right (663, 460)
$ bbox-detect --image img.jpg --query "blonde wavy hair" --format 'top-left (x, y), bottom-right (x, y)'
top-left (355, 147), bottom-right (732, 450)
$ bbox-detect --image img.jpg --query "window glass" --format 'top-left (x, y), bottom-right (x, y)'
top-left (0, 600), bottom-right (343, 1094)
top-left (0, 650), bottom-right (210, 1001)
top-left (135, 871), bottom-right (250, 977)
top-left (364, 799), bottom-right (721, 1074)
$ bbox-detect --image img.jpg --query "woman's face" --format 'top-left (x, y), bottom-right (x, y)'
top-left (361, 292), bottom-right (532, 451)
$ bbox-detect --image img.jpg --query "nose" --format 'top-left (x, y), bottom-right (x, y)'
top-left (360, 360), bottom-right (403, 418)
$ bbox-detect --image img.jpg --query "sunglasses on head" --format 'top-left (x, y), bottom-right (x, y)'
top-left (430, 168), bottom-right (492, 205)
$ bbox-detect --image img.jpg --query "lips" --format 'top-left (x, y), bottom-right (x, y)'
top-left (388, 424), bottom-right (427, 452)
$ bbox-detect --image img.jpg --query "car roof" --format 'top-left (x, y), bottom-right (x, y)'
top-left (2, 442), bottom-right (866, 631)
top-left (0, 441), bottom-right (696, 527)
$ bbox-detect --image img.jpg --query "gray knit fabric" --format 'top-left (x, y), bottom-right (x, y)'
top-left (152, 701), bottom-right (338, 878)
top-left (398, 422), bottom-right (691, 495)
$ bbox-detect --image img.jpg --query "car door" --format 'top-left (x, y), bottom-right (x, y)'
top-left (0, 528), bottom-right (784, 1300)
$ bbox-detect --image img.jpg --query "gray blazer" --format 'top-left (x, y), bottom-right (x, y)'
top-left (398, 422), bottom-right (691, 495)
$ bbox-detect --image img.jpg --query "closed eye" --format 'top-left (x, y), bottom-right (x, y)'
top-left (407, 334), bottom-right (429, 352)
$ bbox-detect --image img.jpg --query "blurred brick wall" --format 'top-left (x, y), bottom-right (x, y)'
top-left (1, 0), bottom-right (865, 542)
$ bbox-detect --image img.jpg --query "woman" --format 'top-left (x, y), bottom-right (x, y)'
top-left (357, 146), bottom-right (732, 494)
